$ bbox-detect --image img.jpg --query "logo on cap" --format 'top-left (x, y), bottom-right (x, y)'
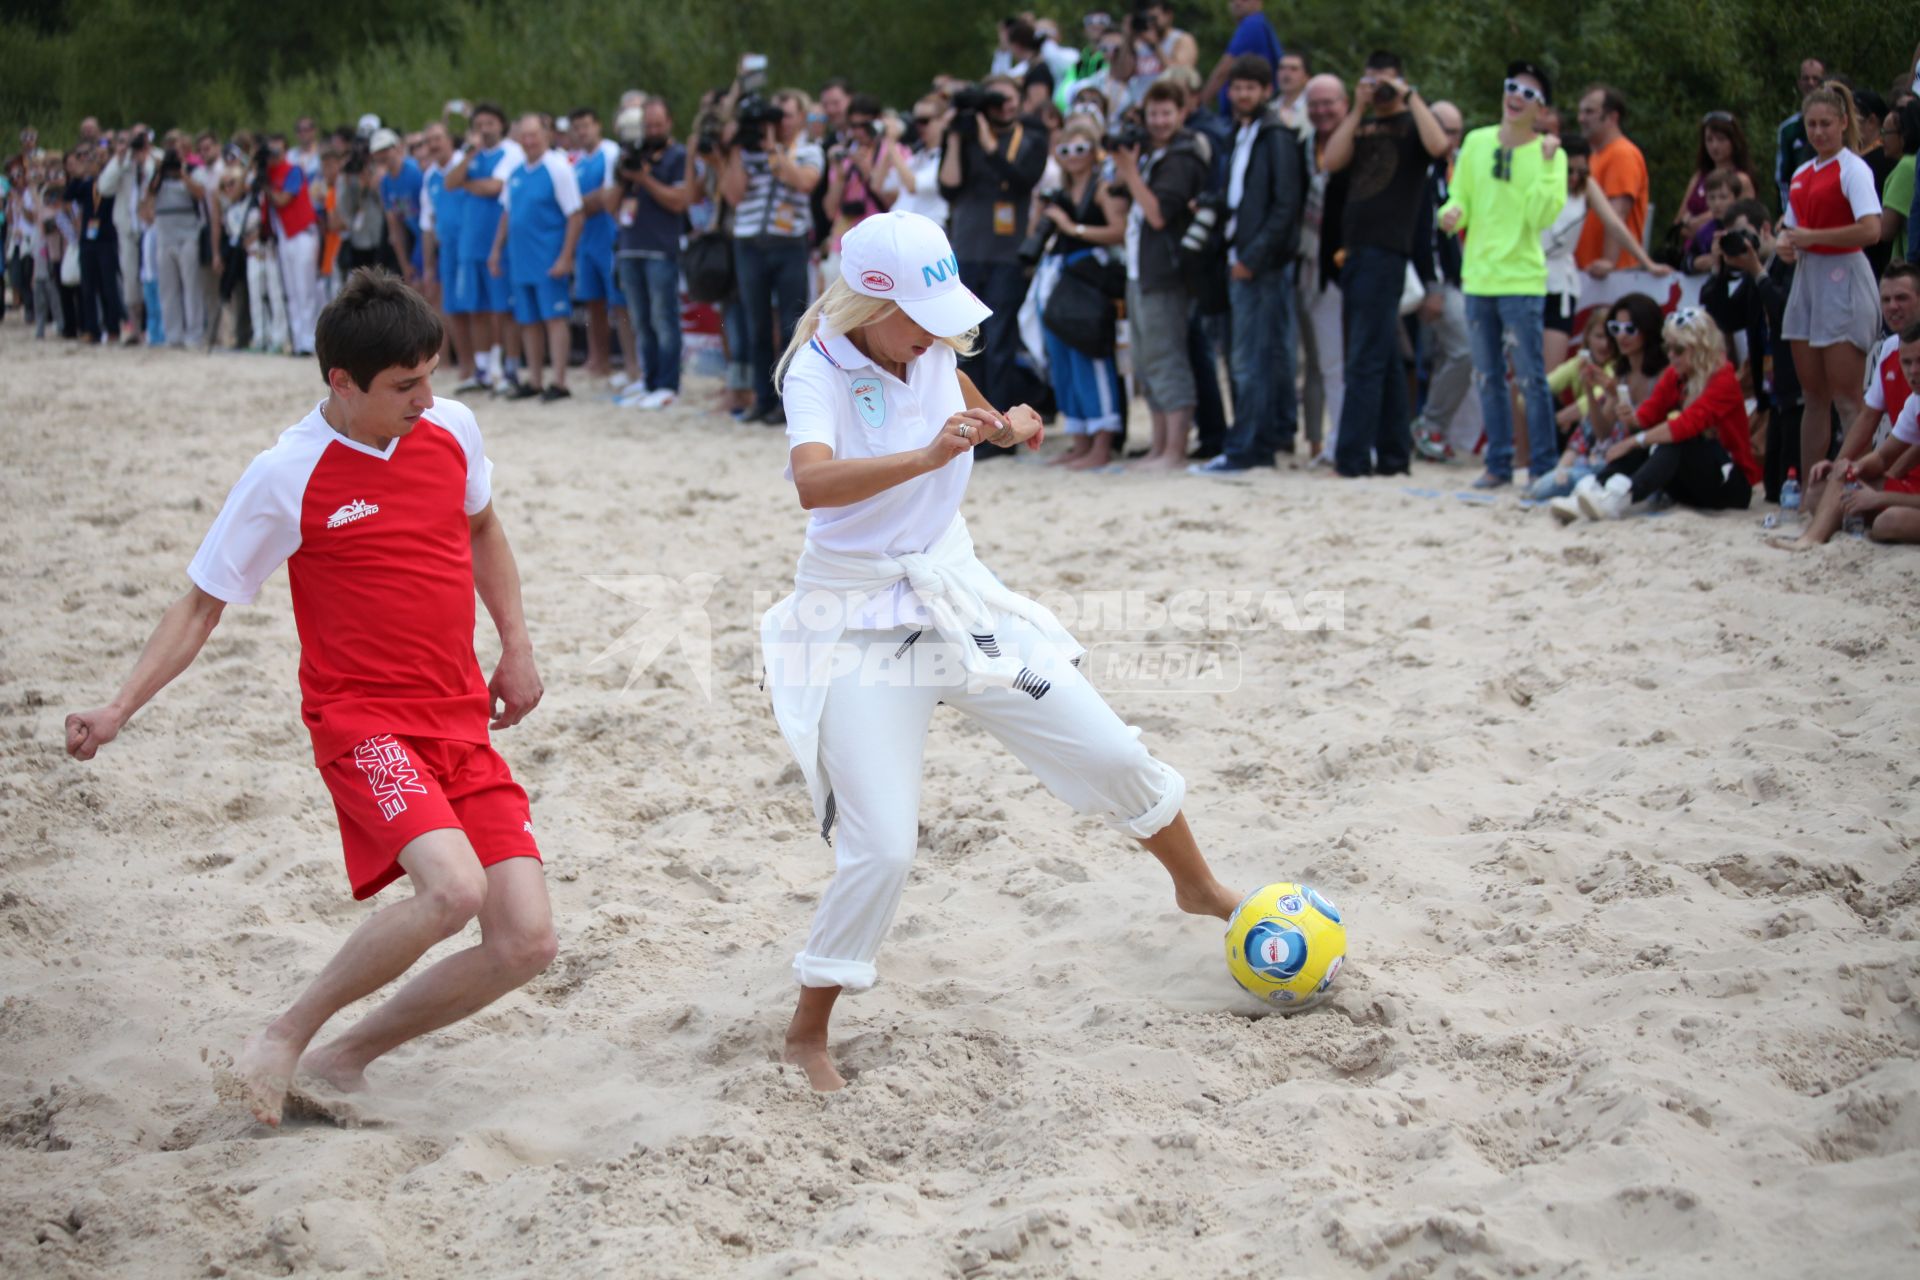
top-left (860, 270), bottom-right (895, 293)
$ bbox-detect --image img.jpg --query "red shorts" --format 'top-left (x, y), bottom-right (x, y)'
top-left (320, 734), bottom-right (540, 899)
top-left (1882, 472), bottom-right (1920, 495)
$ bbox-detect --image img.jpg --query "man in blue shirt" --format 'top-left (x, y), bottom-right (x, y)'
top-left (446, 103), bottom-right (525, 393)
top-left (1199, 0), bottom-right (1283, 117)
top-left (614, 98), bottom-right (692, 409)
top-left (420, 121), bottom-right (470, 377)
top-left (568, 107), bottom-right (630, 383)
top-left (489, 114), bottom-right (583, 401)
top-left (372, 129), bottom-right (425, 282)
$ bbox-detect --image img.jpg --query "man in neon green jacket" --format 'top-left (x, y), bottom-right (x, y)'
top-left (1437, 60), bottom-right (1568, 488)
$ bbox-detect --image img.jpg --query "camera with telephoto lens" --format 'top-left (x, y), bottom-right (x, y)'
top-left (733, 94), bottom-right (786, 151)
top-left (1369, 77), bottom-right (1400, 106)
top-left (1102, 119), bottom-right (1147, 152)
top-left (696, 115), bottom-right (726, 156)
top-left (131, 130), bottom-right (150, 151)
top-left (1179, 191), bottom-right (1227, 258)
top-left (1719, 227), bottom-right (1757, 259)
top-left (621, 135), bottom-right (667, 175)
top-left (951, 85), bottom-right (1009, 132)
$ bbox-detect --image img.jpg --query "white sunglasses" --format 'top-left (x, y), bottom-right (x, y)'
top-left (1055, 140), bottom-right (1093, 156)
top-left (1503, 79), bottom-right (1545, 105)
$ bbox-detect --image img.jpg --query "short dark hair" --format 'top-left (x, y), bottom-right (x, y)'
top-left (471, 101), bottom-right (507, 128)
top-left (316, 269), bottom-right (444, 391)
top-left (570, 106), bottom-right (600, 124)
top-left (1143, 79), bottom-right (1188, 111)
top-left (1560, 135), bottom-right (1591, 160)
top-left (1280, 49), bottom-right (1309, 72)
top-left (847, 92), bottom-right (883, 119)
top-left (1902, 318), bottom-right (1920, 345)
top-left (1885, 261), bottom-right (1920, 290)
top-left (1584, 83), bottom-right (1627, 126)
top-left (1364, 50), bottom-right (1403, 74)
top-left (820, 77), bottom-right (852, 96)
top-left (1726, 197), bottom-right (1771, 230)
top-left (1228, 54), bottom-right (1275, 88)
top-left (1006, 19), bottom-right (1039, 53)
top-left (1701, 168), bottom-right (1742, 195)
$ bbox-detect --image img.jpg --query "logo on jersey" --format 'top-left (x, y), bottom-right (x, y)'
top-left (352, 735), bottom-right (429, 821)
top-left (859, 269), bottom-right (895, 293)
top-left (327, 499), bottom-right (380, 529)
top-left (850, 377), bottom-right (886, 429)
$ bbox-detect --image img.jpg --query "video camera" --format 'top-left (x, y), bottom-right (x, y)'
top-left (951, 85), bottom-right (1010, 130)
top-left (620, 135), bottom-right (668, 176)
top-left (1719, 227), bottom-right (1758, 259)
top-left (1102, 119), bottom-right (1147, 152)
top-left (733, 95), bottom-right (787, 151)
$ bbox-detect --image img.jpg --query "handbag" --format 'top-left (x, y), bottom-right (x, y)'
top-left (1042, 251), bottom-right (1118, 358)
top-left (682, 233), bottom-right (735, 304)
top-left (59, 240), bottom-right (81, 287)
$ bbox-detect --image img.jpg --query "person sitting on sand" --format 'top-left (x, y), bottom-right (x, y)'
top-left (1556, 306), bottom-right (1759, 521)
top-left (1775, 321), bottom-right (1920, 548)
top-left (63, 269), bottom-right (555, 1126)
top-left (761, 211), bottom-right (1242, 1091)
top-left (1528, 311), bottom-right (1622, 501)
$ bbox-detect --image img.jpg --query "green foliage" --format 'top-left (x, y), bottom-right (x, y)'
top-left (7, 0), bottom-right (1909, 219)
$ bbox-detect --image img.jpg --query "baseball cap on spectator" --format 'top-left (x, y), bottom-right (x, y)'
top-left (839, 211), bottom-right (993, 337)
top-left (368, 128), bottom-right (401, 153)
top-left (356, 113), bottom-right (382, 139)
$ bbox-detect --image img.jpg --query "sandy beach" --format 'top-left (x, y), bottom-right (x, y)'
top-left (2, 327), bottom-right (1916, 1278)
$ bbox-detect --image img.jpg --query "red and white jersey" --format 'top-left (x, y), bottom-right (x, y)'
top-left (188, 398), bottom-right (495, 765)
top-left (1785, 150), bottom-right (1880, 254)
top-left (1894, 395), bottom-right (1920, 449)
top-left (1865, 332), bottom-right (1912, 422)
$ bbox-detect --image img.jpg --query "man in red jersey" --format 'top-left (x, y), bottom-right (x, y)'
top-left (65, 270), bottom-right (554, 1127)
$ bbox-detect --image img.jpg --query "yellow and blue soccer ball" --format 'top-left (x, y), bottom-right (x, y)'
top-left (1224, 882), bottom-right (1347, 1010)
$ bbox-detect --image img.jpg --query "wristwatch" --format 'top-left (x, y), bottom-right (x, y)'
top-left (1634, 430), bottom-right (1648, 449)
top-left (1073, 223), bottom-right (1085, 238)
top-left (1404, 85), bottom-right (1420, 100)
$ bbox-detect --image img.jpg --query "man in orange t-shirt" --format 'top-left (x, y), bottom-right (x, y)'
top-left (1574, 84), bottom-right (1648, 271)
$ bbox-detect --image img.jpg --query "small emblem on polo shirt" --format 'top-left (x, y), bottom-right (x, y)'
top-left (327, 499), bottom-right (381, 529)
top-left (850, 377), bottom-right (886, 429)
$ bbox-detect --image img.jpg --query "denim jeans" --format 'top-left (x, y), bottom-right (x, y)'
top-left (734, 236), bottom-right (811, 412)
top-left (1334, 246), bottom-right (1412, 476)
top-left (617, 254), bottom-right (683, 393)
top-left (78, 234), bottom-right (124, 339)
top-left (1466, 293), bottom-right (1556, 481)
top-left (1191, 307), bottom-right (1229, 454)
top-left (1224, 265), bottom-right (1299, 466)
top-left (957, 259), bottom-right (1028, 407)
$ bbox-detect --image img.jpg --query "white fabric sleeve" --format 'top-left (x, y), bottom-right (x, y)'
top-left (598, 141), bottom-right (620, 192)
top-left (495, 148), bottom-right (525, 210)
top-left (1894, 398), bottom-right (1920, 447)
top-left (420, 179), bottom-right (437, 233)
top-left (186, 448), bottom-right (308, 605)
top-left (433, 397), bottom-right (495, 514)
top-left (1865, 338), bottom-right (1892, 411)
top-left (1839, 152), bottom-right (1883, 220)
top-left (782, 361), bottom-right (840, 453)
top-left (549, 152), bottom-right (583, 216)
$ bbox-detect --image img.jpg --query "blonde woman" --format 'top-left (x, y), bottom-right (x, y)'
top-left (1560, 306), bottom-right (1759, 520)
top-left (761, 211), bottom-right (1241, 1091)
top-left (1032, 116), bottom-right (1128, 468)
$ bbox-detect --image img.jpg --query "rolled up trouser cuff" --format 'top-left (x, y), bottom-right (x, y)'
top-left (1106, 758), bottom-right (1186, 840)
top-left (794, 951), bottom-right (878, 991)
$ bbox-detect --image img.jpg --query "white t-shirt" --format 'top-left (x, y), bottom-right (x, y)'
top-left (885, 148), bottom-right (948, 226)
top-left (1893, 393), bottom-right (1920, 448)
top-left (782, 326), bottom-right (972, 630)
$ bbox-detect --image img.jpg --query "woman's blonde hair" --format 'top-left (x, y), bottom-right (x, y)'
top-left (1662, 307), bottom-right (1727, 403)
top-left (1059, 115), bottom-right (1102, 151)
top-left (773, 276), bottom-right (979, 391)
top-left (1801, 81), bottom-right (1862, 153)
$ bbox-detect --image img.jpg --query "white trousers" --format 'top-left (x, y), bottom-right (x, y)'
top-left (277, 228), bottom-right (320, 355)
top-left (247, 253), bottom-right (289, 350)
top-left (154, 230), bottom-right (203, 348)
top-left (1298, 267), bottom-right (1344, 460)
top-left (798, 614), bottom-right (1185, 991)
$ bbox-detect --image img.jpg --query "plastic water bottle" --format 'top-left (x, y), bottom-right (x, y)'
top-left (1780, 468), bottom-right (1801, 512)
top-left (1842, 479), bottom-right (1867, 538)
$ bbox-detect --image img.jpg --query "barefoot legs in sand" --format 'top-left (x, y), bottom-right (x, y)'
top-left (783, 984), bottom-right (847, 1092)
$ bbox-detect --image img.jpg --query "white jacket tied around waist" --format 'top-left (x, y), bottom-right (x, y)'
top-left (760, 512), bottom-right (1086, 837)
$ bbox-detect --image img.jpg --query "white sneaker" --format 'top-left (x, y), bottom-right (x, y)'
top-left (616, 383), bottom-right (655, 406)
top-left (1581, 474), bottom-right (1634, 521)
top-left (1572, 474), bottom-right (1606, 520)
top-left (636, 388), bottom-right (677, 410)
top-left (608, 372), bottom-right (632, 391)
top-left (1548, 495), bottom-right (1583, 525)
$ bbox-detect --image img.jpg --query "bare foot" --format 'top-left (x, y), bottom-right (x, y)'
top-left (1064, 447), bottom-right (1113, 470)
top-left (782, 1038), bottom-right (846, 1092)
top-left (297, 1042), bottom-right (369, 1094)
top-left (1046, 446), bottom-right (1087, 467)
top-left (1135, 455), bottom-right (1189, 473)
top-left (231, 1029), bottom-right (304, 1126)
top-left (1176, 880), bottom-right (1243, 921)
top-left (1766, 536), bottom-right (1816, 552)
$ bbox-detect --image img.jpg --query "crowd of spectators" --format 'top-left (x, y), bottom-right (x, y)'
top-left (5, 11), bottom-right (1918, 543)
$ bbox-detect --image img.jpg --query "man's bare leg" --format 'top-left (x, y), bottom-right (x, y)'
top-left (448, 312), bottom-right (476, 382)
top-left (1777, 474), bottom-right (1851, 549)
top-left (521, 323), bottom-right (547, 391)
top-left (545, 316), bottom-right (571, 389)
top-left (783, 984), bottom-right (845, 1092)
top-left (231, 830), bottom-right (487, 1125)
top-left (1870, 508), bottom-right (1920, 543)
top-left (611, 303), bottom-right (637, 387)
top-left (1139, 811), bottom-right (1241, 918)
top-left (583, 300), bottom-right (610, 378)
top-left (300, 855), bottom-right (554, 1091)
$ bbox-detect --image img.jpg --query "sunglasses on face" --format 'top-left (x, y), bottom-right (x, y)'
top-left (1607, 319), bottom-right (1637, 337)
top-left (912, 115), bottom-right (936, 126)
top-left (1503, 79), bottom-right (1544, 105)
top-left (1055, 140), bottom-right (1093, 156)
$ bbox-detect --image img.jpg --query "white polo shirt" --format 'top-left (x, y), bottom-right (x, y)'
top-left (1893, 393), bottom-right (1920, 448)
top-left (782, 326), bottom-right (971, 630)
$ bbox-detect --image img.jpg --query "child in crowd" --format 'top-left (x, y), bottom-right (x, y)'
top-left (1684, 169), bottom-right (1742, 272)
top-left (1530, 312), bottom-right (1624, 499)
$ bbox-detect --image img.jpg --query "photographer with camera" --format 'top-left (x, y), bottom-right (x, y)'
top-left (1320, 51), bottom-right (1451, 478)
top-left (938, 75), bottom-right (1047, 420)
top-left (1192, 54), bottom-right (1305, 476)
top-left (142, 147), bottom-right (208, 348)
top-left (257, 132), bottom-right (321, 355)
top-left (615, 98), bottom-right (694, 410)
top-left (884, 96), bottom-right (952, 227)
top-left (721, 84), bottom-right (825, 425)
top-left (823, 95), bottom-right (904, 260)
top-left (99, 126), bottom-right (158, 342)
top-left (1112, 79), bottom-right (1210, 470)
top-left (1699, 198), bottom-right (1797, 502)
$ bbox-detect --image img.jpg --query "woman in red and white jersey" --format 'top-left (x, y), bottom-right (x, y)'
top-left (1779, 82), bottom-right (1883, 484)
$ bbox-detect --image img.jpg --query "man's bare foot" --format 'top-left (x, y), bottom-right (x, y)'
top-left (232, 1029), bottom-right (305, 1125)
top-left (1176, 880), bottom-right (1243, 921)
top-left (1046, 446), bottom-right (1087, 467)
top-left (297, 1042), bottom-right (369, 1094)
top-left (782, 1038), bottom-right (846, 1092)
top-left (1767, 536), bottom-right (1817, 552)
top-left (1064, 447), bottom-right (1113, 470)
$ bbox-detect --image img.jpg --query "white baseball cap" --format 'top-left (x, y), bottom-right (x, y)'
top-left (839, 211), bottom-right (992, 338)
top-left (356, 113), bottom-right (382, 139)
top-left (368, 128), bottom-right (401, 153)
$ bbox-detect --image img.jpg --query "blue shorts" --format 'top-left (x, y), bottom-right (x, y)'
top-left (512, 276), bottom-right (574, 325)
top-left (442, 249), bottom-right (471, 314)
top-left (572, 246), bottom-right (622, 305)
top-left (462, 253), bottom-right (513, 313)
